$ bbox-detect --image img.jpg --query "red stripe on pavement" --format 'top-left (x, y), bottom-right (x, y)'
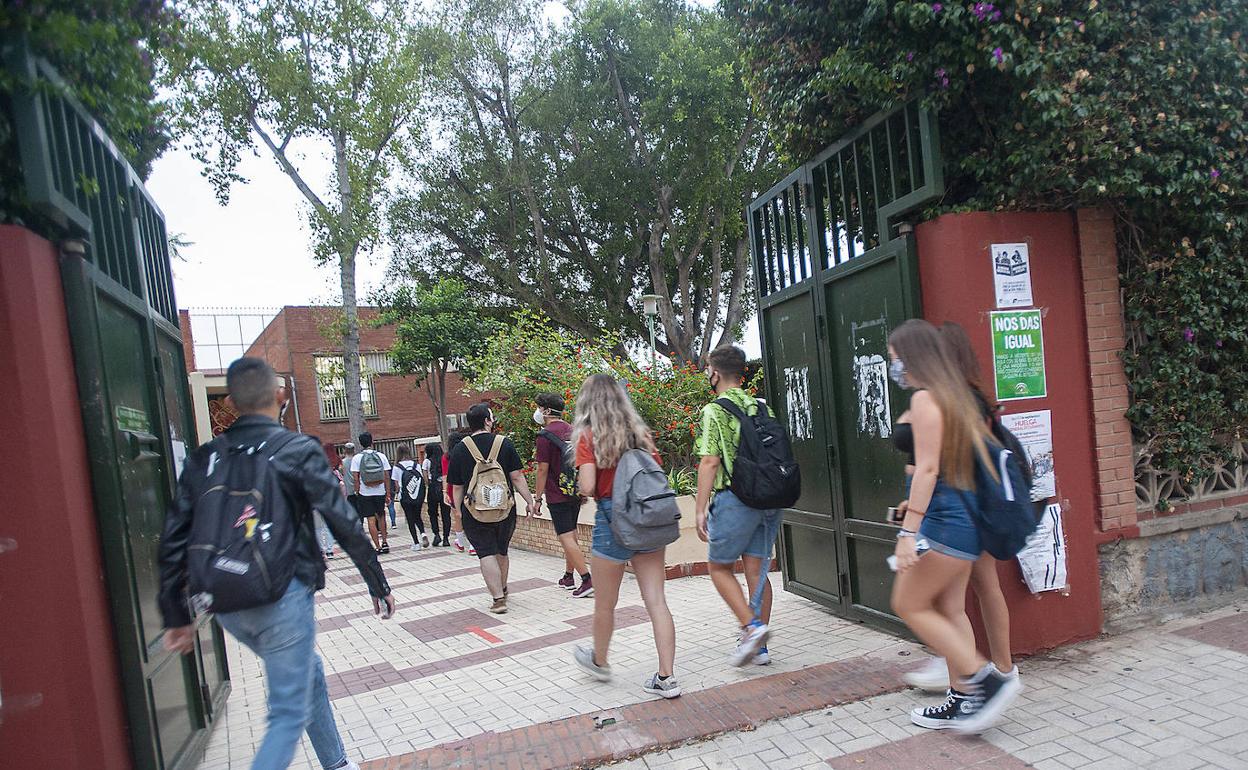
top-left (466, 626), bottom-right (503, 644)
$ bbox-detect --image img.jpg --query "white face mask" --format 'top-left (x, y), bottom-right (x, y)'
top-left (533, 408), bottom-right (546, 425)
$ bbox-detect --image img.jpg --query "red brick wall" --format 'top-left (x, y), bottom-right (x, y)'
top-left (1076, 209), bottom-right (1138, 535)
top-left (178, 309), bottom-right (196, 372)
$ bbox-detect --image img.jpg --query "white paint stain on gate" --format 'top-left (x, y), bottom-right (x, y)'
top-left (784, 366), bottom-right (813, 441)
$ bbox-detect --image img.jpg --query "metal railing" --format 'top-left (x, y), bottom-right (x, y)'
top-left (751, 101), bottom-right (943, 296)
top-left (4, 40), bottom-right (177, 323)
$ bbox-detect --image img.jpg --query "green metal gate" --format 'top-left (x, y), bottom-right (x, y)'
top-left (6, 44), bottom-right (228, 769)
top-left (749, 102), bottom-right (944, 632)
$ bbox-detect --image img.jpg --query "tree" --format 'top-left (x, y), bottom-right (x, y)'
top-left (723, 0), bottom-right (1247, 478)
top-left (376, 278), bottom-right (499, 446)
top-left (162, 0), bottom-right (428, 443)
top-left (387, 0), bottom-right (776, 365)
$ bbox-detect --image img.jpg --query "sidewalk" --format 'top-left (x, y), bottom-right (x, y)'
top-left (197, 514), bottom-right (1248, 769)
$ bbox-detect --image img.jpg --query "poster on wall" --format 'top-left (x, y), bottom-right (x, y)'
top-left (851, 316), bottom-right (892, 439)
top-left (1016, 503), bottom-right (1067, 594)
top-left (992, 242), bottom-right (1034, 308)
top-left (991, 309), bottom-right (1047, 401)
top-left (999, 410), bottom-right (1056, 499)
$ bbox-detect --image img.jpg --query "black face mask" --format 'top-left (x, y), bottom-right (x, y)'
top-left (707, 371), bottom-right (721, 391)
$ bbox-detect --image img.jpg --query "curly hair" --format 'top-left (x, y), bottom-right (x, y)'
top-left (571, 373), bottom-right (654, 468)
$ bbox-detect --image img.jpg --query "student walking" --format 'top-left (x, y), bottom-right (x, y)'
top-left (443, 434), bottom-right (473, 554)
top-left (158, 357), bottom-right (394, 770)
top-left (315, 440), bottom-right (341, 559)
top-left (695, 345), bottom-right (789, 667)
top-left (340, 442), bottom-right (357, 519)
top-left (570, 374), bottom-right (680, 699)
top-left (887, 319), bottom-right (1021, 733)
top-left (531, 392), bottom-right (592, 597)
top-left (351, 433), bottom-right (391, 554)
top-left (903, 322), bottom-right (1019, 693)
top-left (393, 445), bottom-right (429, 551)
top-left (447, 404), bottom-right (536, 613)
top-left (423, 442), bottom-right (452, 547)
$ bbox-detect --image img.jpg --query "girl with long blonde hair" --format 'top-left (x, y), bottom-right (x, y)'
top-left (569, 374), bottom-right (680, 699)
top-left (888, 320), bottom-right (1020, 733)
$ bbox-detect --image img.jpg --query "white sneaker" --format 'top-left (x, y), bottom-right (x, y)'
top-left (730, 621), bottom-right (770, 667)
top-left (410, 543), bottom-right (422, 552)
top-left (339, 761), bottom-right (360, 770)
top-left (903, 656), bottom-right (950, 693)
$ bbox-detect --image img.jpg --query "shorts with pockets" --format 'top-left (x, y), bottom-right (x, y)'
top-left (707, 490), bottom-right (782, 564)
top-left (915, 479), bottom-right (981, 561)
top-left (461, 509), bottom-right (517, 558)
top-left (355, 494), bottom-right (386, 521)
top-left (591, 497), bottom-right (657, 564)
top-left (547, 500), bottom-right (582, 536)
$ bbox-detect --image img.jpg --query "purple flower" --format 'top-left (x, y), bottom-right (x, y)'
top-left (906, 51), bottom-right (915, 62)
top-left (1183, 327), bottom-right (1195, 343)
top-left (932, 3), bottom-right (943, 13)
top-left (935, 67), bottom-right (947, 78)
top-left (1211, 168), bottom-right (1221, 179)
top-left (1215, 340), bottom-right (1224, 348)
top-left (993, 47), bottom-right (1004, 63)
top-left (992, 10), bottom-right (1002, 21)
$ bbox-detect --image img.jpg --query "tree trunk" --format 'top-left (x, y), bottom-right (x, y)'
top-left (436, 363), bottom-right (449, 446)
top-left (334, 131), bottom-right (366, 444)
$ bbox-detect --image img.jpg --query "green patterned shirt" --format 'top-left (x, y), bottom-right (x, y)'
top-left (696, 387), bottom-right (771, 491)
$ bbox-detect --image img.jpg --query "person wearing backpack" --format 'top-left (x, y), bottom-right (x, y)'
top-left (158, 358), bottom-right (394, 770)
top-left (886, 320), bottom-right (1022, 734)
top-left (531, 392), bottom-right (592, 597)
top-left (447, 404), bottom-right (536, 613)
top-left (695, 345), bottom-right (796, 669)
top-left (351, 432), bottom-right (392, 554)
top-left (393, 445), bottom-right (430, 551)
top-left (569, 374), bottom-right (680, 699)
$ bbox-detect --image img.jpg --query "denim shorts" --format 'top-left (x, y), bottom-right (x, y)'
top-left (707, 490), bottom-right (782, 564)
top-left (591, 497), bottom-right (655, 564)
top-left (916, 480), bottom-right (982, 561)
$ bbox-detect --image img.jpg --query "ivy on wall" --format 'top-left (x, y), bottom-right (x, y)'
top-left (723, 0), bottom-right (1247, 478)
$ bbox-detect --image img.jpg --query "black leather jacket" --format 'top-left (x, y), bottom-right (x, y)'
top-left (158, 415), bottom-right (390, 628)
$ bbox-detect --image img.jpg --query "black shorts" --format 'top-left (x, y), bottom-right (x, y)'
top-left (356, 495), bottom-right (386, 520)
top-left (461, 508), bottom-right (517, 558)
top-left (547, 500), bottom-right (582, 536)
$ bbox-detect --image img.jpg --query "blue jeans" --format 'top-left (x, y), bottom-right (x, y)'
top-left (912, 479), bottom-right (982, 561)
top-left (387, 499), bottom-right (397, 528)
top-left (215, 580), bottom-right (349, 770)
top-left (707, 490), bottom-right (782, 615)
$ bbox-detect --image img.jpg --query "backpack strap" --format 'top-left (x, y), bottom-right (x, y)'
top-left (462, 436), bottom-right (486, 463)
top-left (715, 398), bottom-right (761, 453)
top-left (537, 429), bottom-right (568, 453)
top-left (486, 434), bottom-right (505, 463)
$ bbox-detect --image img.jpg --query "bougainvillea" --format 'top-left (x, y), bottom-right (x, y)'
top-left (723, 0), bottom-right (1247, 479)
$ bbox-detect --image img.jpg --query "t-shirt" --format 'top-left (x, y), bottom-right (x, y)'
top-left (338, 458), bottom-right (354, 496)
top-left (392, 459), bottom-right (419, 499)
top-left (535, 419), bottom-right (574, 504)
top-left (446, 433), bottom-right (524, 510)
top-left (350, 450), bottom-right (392, 496)
top-left (696, 388), bottom-right (772, 491)
top-left (575, 431), bottom-right (661, 501)
top-left (420, 457), bottom-right (432, 479)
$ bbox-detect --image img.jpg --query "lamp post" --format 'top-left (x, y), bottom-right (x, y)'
top-left (641, 294), bottom-right (662, 369)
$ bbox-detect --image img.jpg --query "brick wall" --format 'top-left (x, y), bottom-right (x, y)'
top-left (178, 309), bottom-right (196, 373)
top-left (1076, 209), bottom-right (1137, 534)
top-left (512, 515), bottom-right (592, 561)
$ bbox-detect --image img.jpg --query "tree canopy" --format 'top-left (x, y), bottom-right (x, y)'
top-left (724, 0), bottom-right (1247, 477)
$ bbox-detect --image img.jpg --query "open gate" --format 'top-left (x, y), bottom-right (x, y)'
top-left (749, 102), bottom-right (944, 632)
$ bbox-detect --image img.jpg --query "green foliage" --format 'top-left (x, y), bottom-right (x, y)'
top-left (376, 279), bottom-right (500, 385)
top-left (388, 0), bottom-right (778, 364)
top-left (724, 0), bottom-right (1248, 477)
top-left (464, 310), bottom-right (718, 469)
top-left (1, 1), bottom-right (173, 230)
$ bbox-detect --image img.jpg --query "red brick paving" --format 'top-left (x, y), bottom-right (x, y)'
top-left (318, 577), bottom-right (550, 634)
top-left (327, 606), bottom-right (650, 700)
top-left (359, 652), bottom-right (908, 769)
top-left (400, 608), bottom-right (503, 642)
top-left (1172, 610), bottom-right (1248, 654)
top-left (827, 731), bottom-right (1030, 769)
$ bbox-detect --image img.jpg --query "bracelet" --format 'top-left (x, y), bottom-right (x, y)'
top-left (896, 529), bottom-right (917, 539)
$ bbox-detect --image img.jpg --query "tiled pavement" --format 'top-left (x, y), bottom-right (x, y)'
top-left (198, 513), bottom-right (1248, 769)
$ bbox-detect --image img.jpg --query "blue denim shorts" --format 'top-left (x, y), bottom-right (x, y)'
top-left (916, 480), bottom-right (981, 561)
top-left (592, 497), bottom-right (655, 564)
top-left (707, 490), bottom-right (782, 564)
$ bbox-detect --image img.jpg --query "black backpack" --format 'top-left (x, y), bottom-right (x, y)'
top-left (537, 429), bottom-right (579, 497)
top-left (960, 440), bottom-right (1038, 559)
top-left (714, 398), bottom-right (801, 510)
top-left (399, 462), bottom-right (423, 503)
top-left (990, 418), bottom-right (1046, 522)
top-left (186, 431), bottom-right (304, 615)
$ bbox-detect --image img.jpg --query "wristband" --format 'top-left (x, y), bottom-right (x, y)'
top-left (896, 529), bottom-right (917, 539)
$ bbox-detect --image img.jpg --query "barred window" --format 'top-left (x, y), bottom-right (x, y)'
top-left (314, 355), bottom-right (379, 421)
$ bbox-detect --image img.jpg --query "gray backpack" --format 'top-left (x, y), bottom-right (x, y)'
top-left (610, 449), bottom-right (681, 551)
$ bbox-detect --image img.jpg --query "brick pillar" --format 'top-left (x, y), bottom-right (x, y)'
top-left (1077, 209), bottom-right (1136, 532)
top-left (178, 308), bottom-right (197, 372)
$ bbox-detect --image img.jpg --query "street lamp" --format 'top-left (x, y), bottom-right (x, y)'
top-left (641, 294), bottom-right (662, 368)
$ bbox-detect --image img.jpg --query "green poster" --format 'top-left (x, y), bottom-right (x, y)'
top-left (991, 309), bottom-right (1047, 400)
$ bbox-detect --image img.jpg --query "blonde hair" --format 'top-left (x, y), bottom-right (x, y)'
top-left (571, 373), bottom-right (655, 468)
top-left (890, 319), bottom-right (995, 489)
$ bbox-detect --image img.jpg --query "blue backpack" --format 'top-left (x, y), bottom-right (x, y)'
top-left (962, 440), bottom-right (1037, 560)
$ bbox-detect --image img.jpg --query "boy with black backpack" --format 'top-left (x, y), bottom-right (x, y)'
top-left (157, 358), bottom-right (393, 770)
top-left (695, 345), bottom-right (801, 668)
top-left (531, 392), bottom-right (592, 597)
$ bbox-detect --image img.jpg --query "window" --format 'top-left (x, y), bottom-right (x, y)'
top-left (314, 355), bottom-right (379, 421)
top-left (444, 413), bottom-right (467, 431)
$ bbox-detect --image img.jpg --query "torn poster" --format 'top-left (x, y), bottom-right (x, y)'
top-left (1016, 503), bottom-right (1067, 594)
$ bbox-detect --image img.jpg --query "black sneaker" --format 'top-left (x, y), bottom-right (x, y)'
top-left (953, 665), bottom-right (1023, 735)
top-left (910, 689), bottom-right (976, 729)
top-left (380, 542), bottom-right (390, 554)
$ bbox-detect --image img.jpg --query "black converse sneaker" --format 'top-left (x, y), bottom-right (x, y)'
top-left (910, 689), bottom-right (977, 729)
top-left (953, 664), bottom-right (1023, 735)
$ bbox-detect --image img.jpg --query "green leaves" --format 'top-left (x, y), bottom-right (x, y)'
top-left (376, 279), bottom-right (500, 384)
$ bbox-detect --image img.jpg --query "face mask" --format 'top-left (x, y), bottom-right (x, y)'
top-left (532, 408), bottom-right (546, 425)
top-left (707, 370), bottom-right (721, 391)
top-left (888, 358), bottom-right (910, 389)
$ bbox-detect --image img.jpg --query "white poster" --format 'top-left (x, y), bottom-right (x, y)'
top-left (999, 409), bottom-right (1055, 499)
top-left (1016, 503), bottom-right (1067, 594)
top-left (852, 354), bottom-right (892, 439)
top-left (783, 366), bottom-right (813, 442)
top-left (992, 242), bottom-right (1033, 308)
top-left (171, 439), bottom-right (188, 480)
